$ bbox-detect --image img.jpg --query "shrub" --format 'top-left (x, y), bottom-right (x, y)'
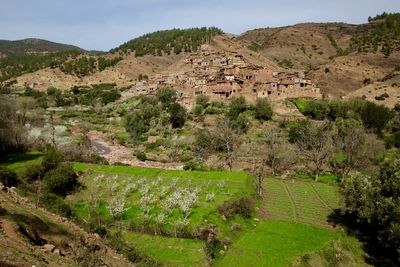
top-left (303, 100), bottom-right (329, 120)
top-left (255, 98), bottom-right (273, 121)
top-left (41, 193), bottom-right (75, 218)
top-left (169, 102), bottom-right (186, 128)
top-left (196, 95), bottom-right (209, 108)
top-left (227, 96), bottom-right (247, 120)
top-left (43, 162), bottom-right (79, 197)
top-left (361, 101), bottom-right (392, 134)
top-left (218, 196), bottom-right (254, 219)
top-left (41, 148), bottom-right (63, 173)
top-left (156, 88), bottom-right (177, 109)
top-left (0, 166), bottom-right (18, 187)
top-left (22, 163), bottom-right (45, 181)
top-left (136, 151), bottom-right (147, 161)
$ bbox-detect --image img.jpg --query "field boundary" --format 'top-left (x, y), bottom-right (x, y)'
top-left (282, 180), bottom-right (298, 221)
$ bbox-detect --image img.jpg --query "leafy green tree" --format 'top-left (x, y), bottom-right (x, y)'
top-left (341, 158), bottom-right (400, 263)
top-left (360, 101), bottom-right (392, 134)
top-left (169, 102), bottom-right (186, 128)
top-left (156, 88), bottom-right (177, 109)
top-left (303, 100), bottom-right (329, 120)
top-left (125, 110), bottom-right (150, 140)
top-left (227, 96), bottom-right (247, 121)
top-left (196, 95), bottom-right (209, 108)
top-left (255, 98), bottom-right (273, 121)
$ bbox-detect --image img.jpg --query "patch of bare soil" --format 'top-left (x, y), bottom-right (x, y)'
top-left (87, 131), bottom-right (184, 170)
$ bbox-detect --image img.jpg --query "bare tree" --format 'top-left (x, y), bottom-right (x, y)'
top-left (332, 118), bottom-right (367, 182)
top-left (293, 121), bottom-right (333, 181)
top-left (260, 127), bottom-right (296, 175)
top-left (211, 119), bottom-right (241, 171)
top-left (249, 163), bottom-right (267, 196)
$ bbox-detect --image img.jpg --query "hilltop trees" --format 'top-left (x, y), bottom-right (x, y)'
top-left (113, 27), bottom-right (223, 56)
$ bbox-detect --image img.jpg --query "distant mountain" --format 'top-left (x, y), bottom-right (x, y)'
top-left (0, 38), bottom-right (84, 54)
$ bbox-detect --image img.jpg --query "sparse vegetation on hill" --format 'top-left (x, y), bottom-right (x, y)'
top-left (113, 27), bottom-right (223, 56)
top-left (352, 13), bottom-right (400, 56)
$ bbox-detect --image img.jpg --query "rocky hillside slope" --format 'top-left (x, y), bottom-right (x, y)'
top-left (0, 187), bottom-right (133, 267)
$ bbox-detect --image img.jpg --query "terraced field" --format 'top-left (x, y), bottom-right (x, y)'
top-left (69, 163), bottom-right (254, 266)
top-left (263, 177), bottom-right (340, 227)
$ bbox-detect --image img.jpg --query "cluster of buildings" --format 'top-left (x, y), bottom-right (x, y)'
top-left (125, 44), bottom-right (321, 107)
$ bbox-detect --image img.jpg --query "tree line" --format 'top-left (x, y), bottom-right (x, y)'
top-left (113, 27), bottom-right (223, 57)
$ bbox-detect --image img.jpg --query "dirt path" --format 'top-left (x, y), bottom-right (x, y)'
top-left (87, 131), bottom-right (184, 170)
top-left (0, 218), bottom-right (21, 243)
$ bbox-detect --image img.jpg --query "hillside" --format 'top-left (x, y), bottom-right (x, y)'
top-left (236, 14), bottom-right (400, 99)
top-left (236, 23), bottom-right (361, 70)
top-left (0, 188), bottom-right (133, 266)
top-left (2, 16), bottom-right (400, 103)
top-left (0, 38), bottom-right (84, 54)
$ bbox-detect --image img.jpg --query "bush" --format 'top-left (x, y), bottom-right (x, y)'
top-left (156, 88), bottom-right (177, 109)
top-left (41, 193), bottom-right (75, 218)
top-left (169, 102), bottom-right (186, 128)
top-left (218, 196), bottom-right (254, 219)
top-left (303, 100), bottom-right (329, 120)
top-left (255, 98), bottom-right (273, 121)
top-left (0, 166), bottom-right (18, 187)
top-left (136, 151), bottom-right (147, 161)
top-left (196, 95), bottom-right (209, 108)
top-left (227, 96), bottom-right (247, 120)
top-left (361, 101), bottom-right (392, 134)
top-left (22, 163), bottom-right (45, 181)
top-left (43, 162), bottom-right (79, 197)
top-left (41, 148), bottom-right (63, 173)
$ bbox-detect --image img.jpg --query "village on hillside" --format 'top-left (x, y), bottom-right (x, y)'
top-left (124, 44), bottom-right (322, 107)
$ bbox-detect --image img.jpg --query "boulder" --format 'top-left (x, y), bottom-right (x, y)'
top-left (42, 244), bottom-right (55, 253)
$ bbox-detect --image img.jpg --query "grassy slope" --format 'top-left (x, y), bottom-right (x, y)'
top-left (125, 232), bottom-right (208, 267)
top-left (0, 151), bottom-right (43, 173)
top-left (219, 176), bottom-right (369, 266)
top-left (217, 220), bottom-right (335, 267)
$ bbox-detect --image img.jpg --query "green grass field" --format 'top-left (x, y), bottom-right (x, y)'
top-left (263, 177), bottom-right (339, 227)
top-left (70, 163), bottom-right (254, 265)
top-left (0, 151), bottom-right (43, 173)
top-left (1, 154), bottom-right (368, 267)
top-left (124, 232), bottom-right (208, 267)
top-left (291, 98), bottom-right (311, 113)
top-left (217, 220), bottom-right (335, 267)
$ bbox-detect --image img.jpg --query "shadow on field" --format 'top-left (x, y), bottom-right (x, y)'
top-left (328, 209), bottom-right (398, 267)
top-left (0, 151), bottom-right (42, 164)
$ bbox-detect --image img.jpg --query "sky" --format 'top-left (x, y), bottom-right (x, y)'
top-left (1, 0), bottom-right (399, 51)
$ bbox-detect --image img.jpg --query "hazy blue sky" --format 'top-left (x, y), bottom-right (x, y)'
top-left (1, 0), bottom-right (399, 51)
